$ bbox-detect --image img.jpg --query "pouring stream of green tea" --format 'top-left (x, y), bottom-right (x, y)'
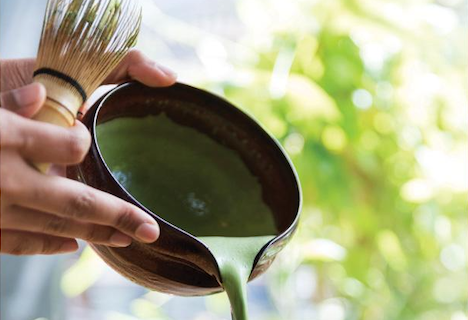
top-left (97, 114), bottom-right (277, 319)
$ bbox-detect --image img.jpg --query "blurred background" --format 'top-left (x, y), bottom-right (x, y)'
top-left (1, 0), bottom-right (467, 319)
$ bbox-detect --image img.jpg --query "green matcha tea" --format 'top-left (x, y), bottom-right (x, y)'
top-left (199, 236), bottom-right (275, 320)
top-left (97, 114), bottom-right (277, 319)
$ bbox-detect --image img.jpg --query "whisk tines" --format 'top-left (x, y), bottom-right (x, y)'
top-left (34, 0), bottom-right (141, 127)
top-left (32, 0), bottom-right (141, 173)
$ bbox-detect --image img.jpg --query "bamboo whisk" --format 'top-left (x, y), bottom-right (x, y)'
top-left (33, 0), bottom-right (141, 172)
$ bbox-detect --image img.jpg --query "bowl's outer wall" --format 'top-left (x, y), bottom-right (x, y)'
top-left (67, 82), bottom-right (301, 296)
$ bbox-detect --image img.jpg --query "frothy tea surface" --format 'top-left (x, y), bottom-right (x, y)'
top-left (97, 114), bottom-right (276, 237)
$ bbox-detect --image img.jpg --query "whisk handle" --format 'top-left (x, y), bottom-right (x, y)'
top-left (32, 98), bottom-right (76, 173)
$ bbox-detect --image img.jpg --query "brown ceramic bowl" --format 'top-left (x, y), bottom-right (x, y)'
top-left (67, 81), bottom-right (301, 296)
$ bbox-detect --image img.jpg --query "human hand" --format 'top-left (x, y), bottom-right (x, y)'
top-left (0, 50), bottom-right (176, 255)
top-left (1, 49), bottom-right (176, 112)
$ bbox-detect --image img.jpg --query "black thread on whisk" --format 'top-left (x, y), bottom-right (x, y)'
top-left (33, 68), bottom-right (87, 103)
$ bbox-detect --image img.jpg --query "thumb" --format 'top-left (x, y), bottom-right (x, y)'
top-left (0, 83), bottom-right (46, 118)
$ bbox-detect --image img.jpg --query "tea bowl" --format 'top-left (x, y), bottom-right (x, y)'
top-left (67, 81), bottom-right (301, 296)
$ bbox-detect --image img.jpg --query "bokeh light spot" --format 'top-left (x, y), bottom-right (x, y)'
top-left (352, 89), bottom-right (373, 109)
top-left (322, 126), bottom-right (347, 152)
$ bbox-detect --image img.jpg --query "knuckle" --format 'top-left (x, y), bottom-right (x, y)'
top-left (0, 205), bottom-right (15, 228)
top-left (9, 244), bottom-right (26, 255)
top-left (43, 216), bottom-right (69, 235)
top-left (83, 226), bottom-right (103, 242)
top-left (4, 115), bottom-right (33, 152)
top-left (40, 236), bottom-right (56, 254)
top-left (63, 189), bottom-right (96, 220)
top-left (8, 236), bottom-right (32, 255)
top-left (19, 129), bottom-right (34, 154)
top-left (29, 183), bottom-right (46, 203)
top-left (114, 205), bottom-right (138, 231)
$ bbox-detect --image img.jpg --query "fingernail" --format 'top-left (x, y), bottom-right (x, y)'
top-left (110, 232), bottom-right (132, 247)
top-left (12, 83), bottom-right (42, 107)
top-left (157, 64), bottom-right (177, 79)
top-left (135, 223), bottom-right (160, 243)
top-left (59, 241), bottom-right (78, 253)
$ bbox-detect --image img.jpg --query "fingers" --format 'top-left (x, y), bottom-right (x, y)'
top-left (0, 58), bottom-right (36, 92)
top-left (0, 109), bottom-right (91, 164)
top-left (0, 83), bottom-right (46, 117)
top-left (104, 49), bottom-right (177, 87)
top-left (2, 206), bottom-right (133, 247)
top-left (9, 164), bottom-right (160, 243)
top-left (0, 53), bottom-right (176, 94)
top-left (0, 230), bottom-right (78, 255)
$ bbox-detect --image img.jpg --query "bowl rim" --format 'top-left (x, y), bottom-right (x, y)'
top-left (88, 81), bottom-right (302, 280)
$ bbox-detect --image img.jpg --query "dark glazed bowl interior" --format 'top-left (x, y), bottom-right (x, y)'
top-left (68, 82), bottom-right (301, 296)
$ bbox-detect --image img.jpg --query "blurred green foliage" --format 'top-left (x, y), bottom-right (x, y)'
top-left (65, 0), bottom-right (467, 319)
top-left (199, 0), bottom-right (467, 319)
